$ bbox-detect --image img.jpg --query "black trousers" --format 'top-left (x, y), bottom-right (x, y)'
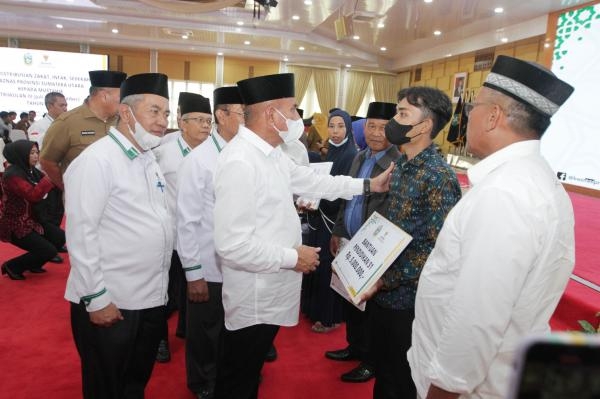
top-left (164, 251), bottom-right (187, 338)
top-left (70, 302), bottom-right (166, 399)
top-left (370, 302), bottom-right (416, 399)
top-left (186, 282), bottom-right (224, 394)
top-left (214, 323), bottom-right (279, 399)
top-left (8, 222), bottom-right (64, 273)
top-left (344, 300), bottom-right (373, 366)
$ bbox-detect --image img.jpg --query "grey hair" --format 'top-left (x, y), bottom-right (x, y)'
top-left (44, 92), bottom-right (65, 110)
top-left (116, 94), bottom-right (145, 124)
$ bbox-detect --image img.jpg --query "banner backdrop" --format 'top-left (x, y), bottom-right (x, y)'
top-left (0, 47), bottom-right (108, 116)
top-left (541, 4), bottom-right (600, 191)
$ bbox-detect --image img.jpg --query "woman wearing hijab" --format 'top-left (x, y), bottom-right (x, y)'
top-left (0, 140), bottom-right (65, 280)
top-left (302, 109), bottom-right (358, 333)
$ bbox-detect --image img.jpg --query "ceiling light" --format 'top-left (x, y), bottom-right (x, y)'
top-left (446, 53), bottom-right (452, 57)
top-left (111, 28), bottom-right (118, 34)
top-left (353, 35), bottom-right (360, 40)
top-left (292, 15), bottom-right (300, 20)
top-left (501, 37), bottom-right (508, 43)
top-left (244, 40), bottom-right (251, 45)
top-left (56, 24), bottom-right (63, 29)
top-left (237, 21), bottom-right (244, 26)
top-left (345, 64), bottom-right (352, 68)
top-left (544, 43), bottom-right (550, 48)
top-left (182, 34), bottom-right (188, 39)
top-left (299, 46), bottom-right (305, 51)
top-left (494, 7), bottom-right (504, 13)
top-left (235, 27), bottom-right (241, 32)
top-left (377, 22), bottom-right (385, 28)
top-left (304, 0), bottom-right (312, 4)
top-left (424, 0), bottom-right (433, 3)
top-left (217, 52), bottom-right (224, 56)
top-left (380, 47), bottom-right (387, 51)
top-left (283, 56), bottom-right (289, 61)
top-left (433, 30), bottom-right (441, 36)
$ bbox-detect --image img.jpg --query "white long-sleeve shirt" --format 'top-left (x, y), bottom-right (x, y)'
top-left (408, 140), bottom-right (575, 399)
top-left (154, 135), bottom-right (192, 246)
top-left (27, 114), bottom-right (54, 150)
top-left (213, 126), bottom-right (363, 331)
top-left (64, 127), bottom-right (173, 312)
top-left (177, 130), bottom-right (227, 283)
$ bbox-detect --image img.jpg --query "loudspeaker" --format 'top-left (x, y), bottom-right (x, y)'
top-left (334, 15), bottom-right (353, 40)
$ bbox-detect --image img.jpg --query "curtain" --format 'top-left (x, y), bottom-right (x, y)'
top-left (372, 74), bottom-right (399, 103)
top-left (313, 68), bottom-right (338, 114)
top-left (344, 71), bottom-right (371, 115)
top-left (287, 65), bottom-right (313, 106)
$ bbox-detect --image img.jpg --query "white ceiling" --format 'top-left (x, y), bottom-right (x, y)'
top-left (0, 0), bottom-right (594, 72)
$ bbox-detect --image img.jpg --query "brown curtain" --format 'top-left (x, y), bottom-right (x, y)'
top-left (287, 65), bottom-right (313, 106)
top-left (372, 74), bottom-right (399, 103)
top-left (344, 71), bottom-right (371, 115)
top-left (313, 68), bottom-right (338, 114)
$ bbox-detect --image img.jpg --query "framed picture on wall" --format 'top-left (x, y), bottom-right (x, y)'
top-left (452, 72), bottom-right (468, 102)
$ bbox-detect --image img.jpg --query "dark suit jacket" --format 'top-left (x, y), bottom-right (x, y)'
top-left (331, 145), bottom-right (401, 239)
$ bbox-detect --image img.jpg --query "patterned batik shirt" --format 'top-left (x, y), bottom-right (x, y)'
top-left (375, 143), bottom-right (461, 310)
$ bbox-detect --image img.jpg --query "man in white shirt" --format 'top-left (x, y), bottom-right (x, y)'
top-left (408, 56), bottom-right (576, 399)
top-left (28, 92), bottom-right (68, 150)
top-left (161, 91), bottom-right (190, 145)
top-left (153, 92), bottom-right (212, 363)
top-left (212, 73), bottom-right (394, 399)
top-left (64, 73), bottom-right (173, 399)
top-left (177, 86), bottom-right (244, 399)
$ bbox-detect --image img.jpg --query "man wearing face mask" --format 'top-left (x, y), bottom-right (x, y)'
top-left (63, 73), bottom-right (173, 399)
top-left (360, 87), bottom-right (462, 399)
top-left (153, 92), bottom-right (213, 363)
top-left (212, 73), bottom-right (395, 399)
top-left (40, 70), bottom-right (127, 190)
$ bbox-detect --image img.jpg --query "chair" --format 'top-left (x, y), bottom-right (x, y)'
top-left (9, 129), bottom-right (27, 142)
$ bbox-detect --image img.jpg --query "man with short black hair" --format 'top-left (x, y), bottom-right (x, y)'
top-left (64, 72), bottom-right (172, 399)
top-left (15, 112), bottom-right (31, 133)
top-left (408, 55), bottom-right (575, 399)
top-left (29, 92), bottom-right (68, 150)
top-left (361, 86), bottom-right (462, 399)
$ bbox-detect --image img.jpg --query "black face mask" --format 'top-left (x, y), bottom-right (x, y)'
top-left (384, 118), bottom-right (426, 145)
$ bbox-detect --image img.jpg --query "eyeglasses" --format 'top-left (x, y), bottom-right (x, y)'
top-left (464, 102), bottom-right (502, 117)
top-left (183, 117), bottom-right (212, 125)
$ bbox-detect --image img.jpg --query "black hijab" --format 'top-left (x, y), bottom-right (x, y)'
top-left (326, 109), bottom-right (357, 176)
top-left (2, 140), bottom-right (43, 184)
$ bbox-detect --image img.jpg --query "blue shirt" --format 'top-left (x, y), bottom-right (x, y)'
top-left (344, 148), bottom-right (388, 237)
top-left (375, 144), bottom-right (461, 310)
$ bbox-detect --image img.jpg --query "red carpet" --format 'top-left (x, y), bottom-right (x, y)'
top-left (1, 188), bottom-right (598, 398)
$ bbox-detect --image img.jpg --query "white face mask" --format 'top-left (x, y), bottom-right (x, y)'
top-left (272, 108), bottom-right (304, 143)
top-left (127, 107), bottom-right (162, 151)
top-left (328, 137), bottom-right (349, 147)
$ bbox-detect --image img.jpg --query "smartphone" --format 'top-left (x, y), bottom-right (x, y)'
top-left (507, 333), bottom-right (600, 399)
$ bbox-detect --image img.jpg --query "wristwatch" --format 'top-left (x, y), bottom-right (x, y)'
top-left (363, 178), bottom-right (371, 196)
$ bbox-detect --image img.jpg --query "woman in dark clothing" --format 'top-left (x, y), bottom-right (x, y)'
top-left (302, 109), bottom-right (357, 332)
top-left (0, 140), bottom-right (65, 280)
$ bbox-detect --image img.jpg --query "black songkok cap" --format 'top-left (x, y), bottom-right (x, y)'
top-left (237, 73), bottom-right (295, 105)
top-left (180, 93), bottom-right (211, 116)
top-left (213, 86), bottom-right (243, 108)
top-left (483, 55), bottom-right (574, 117)
top-left (178, 92), bottom-right (197, 107)
top-left (88, 70), bottom-right (127, 88)
top-left (366, 102), bottom-right (396, 120)
top-left (120, 73), bottom-right (169, 101)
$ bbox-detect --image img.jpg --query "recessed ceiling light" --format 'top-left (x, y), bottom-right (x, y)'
top-left (182, 34), bottom-right (189, 39)
top-left (446, 53), bottom-right (452, 57)
top-left (299, 46), bottom-right (305, 51)
top-left (424, 0), bottom-right (433, 3)
top-left (304, 0), bottom-right (312, 4)
top-left (353, 35), bottom-right (360, 40)
top-left (292, 15), bottom-right (300, 20)
top-left (494, 7), bottom-right (504, 14)
top-left (377, 22), bottom-right (385, 28)
top-left (544, 43), bottom-right (550, 48)
top-left (345, 64), bottom-right (352, 68)
top-left (111, 28), bottom-right (119, 34)
top-left (244, 40), bottom-right (251, 45)
top-left (217, 52), bottom-right (224, 56)
top-left (433, 30), bottom-right (441, 36)
top-left (380, 47), bottom-right (387, 51)
top-left (237, 21), bottom-right (244, 26)
top-left (235, 27), bottom-right (241, 32)
top-left (56, 24), bottom-right (63, 29)
top-left (501, 37), bottom-right (508, 43)
top-left (283, 56), bottom-right (289, 61)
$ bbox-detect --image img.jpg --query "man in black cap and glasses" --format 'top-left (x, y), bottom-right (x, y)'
top-left (212, 73), bottom-right (394, 399)
top-left (407, 56), bottom-right (576, 399)
top-left (64, 72), bottom-right (173, 399)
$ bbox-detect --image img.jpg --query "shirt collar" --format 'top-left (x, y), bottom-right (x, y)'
top-left (177, 136), bottom-right (192, 157)
top-left (210, 126), bottom-right (227, 152)
top-left (108, 127), bottom-right (141, 160)
top-left (467, 140), bottom-right (540, 186)
top-left (366, 146), bottom-right (391, 161)
top-left (238, 125), bottom-right (279, 158)
top-left (399, 143), bottom-right (438, 167)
